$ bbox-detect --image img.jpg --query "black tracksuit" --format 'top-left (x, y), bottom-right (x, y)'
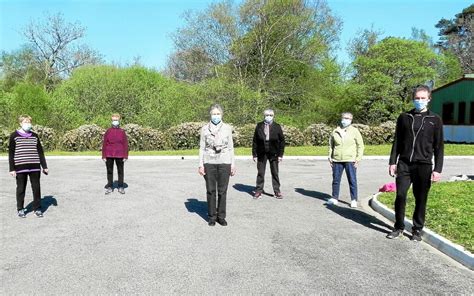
top-left (389, 109), bottom-right (444, 231)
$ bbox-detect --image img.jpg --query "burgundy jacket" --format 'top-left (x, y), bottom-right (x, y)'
top-left (102, 127), bottom-right (129, 159)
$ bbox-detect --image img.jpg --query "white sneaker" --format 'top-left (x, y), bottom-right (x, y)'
top-left (327, 198), bottom-right (339, 205)
top-left (350, 200), bottom-right (358, 208)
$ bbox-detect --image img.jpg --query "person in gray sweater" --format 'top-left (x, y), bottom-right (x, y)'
top-left (198, 104), bottom-right (236, 226)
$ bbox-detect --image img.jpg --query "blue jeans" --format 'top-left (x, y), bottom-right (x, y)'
top-left (332, 162), bottom-right (358, 201)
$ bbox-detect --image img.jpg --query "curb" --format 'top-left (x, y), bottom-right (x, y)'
top-left (370, 192), bottom-right (474, 270)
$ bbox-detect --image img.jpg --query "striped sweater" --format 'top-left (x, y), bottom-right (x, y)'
top-left (8, 130), bottom-right (47, 172)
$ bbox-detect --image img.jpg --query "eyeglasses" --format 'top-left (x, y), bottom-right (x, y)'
top-left (265, 114), bottom-right (274, 117)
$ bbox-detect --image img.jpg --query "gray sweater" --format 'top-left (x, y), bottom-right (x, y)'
top-left (199, 122), bottom-right (235, 167)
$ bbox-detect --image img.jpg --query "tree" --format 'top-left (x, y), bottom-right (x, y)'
top-left (347, 26), bottom-right (383, 60)
top-left (435, 4), bottom-right (474, 73)
top-left (20, 13), bottom-right (102, 90)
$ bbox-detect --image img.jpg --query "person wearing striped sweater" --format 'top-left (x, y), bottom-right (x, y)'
top-left (8, 115), bottom-right (48, 218)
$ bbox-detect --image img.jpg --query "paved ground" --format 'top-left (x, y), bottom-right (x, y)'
top-left (1, 157), bottom-right (473, 294)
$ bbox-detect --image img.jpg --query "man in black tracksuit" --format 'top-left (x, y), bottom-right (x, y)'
top-left (387, 85), bottom-right (444, 241)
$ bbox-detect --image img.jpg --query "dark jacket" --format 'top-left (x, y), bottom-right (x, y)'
top-left (389, 109), bottom-right (444, 173)
top-left (252, 121), bottom-right (285, 159)
top-left (9, 131), bottom-right (47, 172)
top-left (102, 127), bottom-right (129, 159)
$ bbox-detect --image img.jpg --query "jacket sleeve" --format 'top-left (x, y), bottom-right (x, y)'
top-left (228, 126), bottom-right (235, 167)
top-left (433, 116), bottom-right (444, 173)
top-left (198, 127), bottom-right (205, 168)
top-left (328, 132), bottom-right (333, 160)
top-left (8, 132), bottom-right (16, 172)
top-left (36, 133), bottom-right (48, 169)
top-left (123, 130), bottom-right (129, 159)
top-left (389, 115), bottom-right (402, 165)
top-left (102, 130), bottom-right (108, 159)
top-left (355, 129), bottom-right (364, 162)
top-left (278, 124), bottom-right (285, 157)
top-left (252, 124), bottom-right (259, 158)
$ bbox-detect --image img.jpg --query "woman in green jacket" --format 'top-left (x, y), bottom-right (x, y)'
top-left (327, 112), bottom-right (364, 208)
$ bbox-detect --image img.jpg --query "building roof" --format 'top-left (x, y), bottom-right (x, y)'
top-left (432, 74), bottom-right (474, 93)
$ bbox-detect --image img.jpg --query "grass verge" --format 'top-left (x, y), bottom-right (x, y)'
top-left (378, 181), bottom-right (474, 253)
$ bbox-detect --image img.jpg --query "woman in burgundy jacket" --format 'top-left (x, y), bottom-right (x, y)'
top-left (102, 113), bottom-right (129, 194)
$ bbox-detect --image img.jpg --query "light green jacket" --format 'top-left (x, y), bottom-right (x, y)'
top-left (328, 125), bottom-right (364, 162)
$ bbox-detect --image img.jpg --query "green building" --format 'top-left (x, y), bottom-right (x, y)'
top-left (431, 74), bottom-right (474, 143)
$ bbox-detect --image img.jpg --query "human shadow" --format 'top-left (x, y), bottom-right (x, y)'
top-left (185, 198), bottom-right (208, 222)
top-left (25, 195), bottom-right (58, 214)
top-left (233, 183), bottom-right (274, 197)
top-left (295, 188), bottom-right (351, 206)
top-left (325, 204), bottom-right (391, 234)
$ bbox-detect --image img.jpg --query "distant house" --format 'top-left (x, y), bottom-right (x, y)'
top-left (430, 74), bottom-right (474, 143)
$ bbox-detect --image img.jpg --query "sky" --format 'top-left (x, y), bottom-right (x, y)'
top-left (0, 0), bottom-right (472, 70)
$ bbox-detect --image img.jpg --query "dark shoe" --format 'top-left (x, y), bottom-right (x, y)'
top-left (217, 218), bottom-right (228, 226)
top-left (253, 192), bottom-right (262, 199)
top-left (274, 192), bottom-right (283, 199)
top-left (18, 209), bottom-right (26, 218)
top-left (411, 230), bottom-right (422, 242)
top-left (105, 187), bottom-right (113, 195)
top-left (208, 220), bottom-right (216, 226)
top-left (118, 187), bottom-right (125, 194)
top-left (386, 229), bottom-right (403, 239)
top-left (34, 210), bottom-right (43, 218)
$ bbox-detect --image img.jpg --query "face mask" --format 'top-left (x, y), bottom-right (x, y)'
top-left (413, 99), bottom-right (429, 111)
top-left (21, 123), bottom-right (32, 132)
top-left (112, 120), bottom-right (120, 127)
top-left (341, 119), bottom-right (351, 128)
top-left (264, 115), bottom-right (273, 123)
top-left (211, 115), bottom-right (222, 125)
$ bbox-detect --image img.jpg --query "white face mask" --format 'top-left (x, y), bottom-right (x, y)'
top-left (264, 115), bottom-right (274, 123)
top-left (112, 120), bottom-right (120, 127)
top-left (21, 123), bottom-right (32, 132)
top-left (341, 119), bottom-right (352, 128)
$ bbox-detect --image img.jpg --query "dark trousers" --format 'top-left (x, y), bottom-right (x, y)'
top-left (16, 171), bottom-right (41, 211)
top-left (256, 154), bottom-right (280, 194)
top-left (106, 158), bottom-right (124, 188)
top-left (394, 160), bottom-right (432, 231)
top-left (203, 163), bottom-right (231, 221)
top-left (331, 162), bottom-right (358, 200)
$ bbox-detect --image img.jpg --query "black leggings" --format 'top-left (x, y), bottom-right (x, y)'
top-left (16, 171), bottom-right (41, 211)
top-left (106, 158), bottom-right (124, 188)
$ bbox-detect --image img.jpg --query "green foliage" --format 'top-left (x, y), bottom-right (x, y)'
top-left (165, 122), bottom-right (207, 150)
top-left (281, 125), bottom-right (305, 146)
top-left (352, 121), bottom-right (395, 145)
top-left (59, 124), bottom-right (105, 151)
top-left (233, 123), bottom-right (256, 147)
top-left (304, 123), bottom-right (332, 146)
top-left (123, 124), bottom-right (166, 151)
top-left (0, 128), bottom-right (9, 152)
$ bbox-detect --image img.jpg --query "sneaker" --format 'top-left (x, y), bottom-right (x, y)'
top-left (118, 187), bottom-right (125, 194)
top-left (105, 187), bottom-right (113, 195)
top-left (386, 229), bottom-right (403, 239)
top-left (253, 192), bottom-right (262, 199)
top-left (274, 192), bottom-right (283, 199)
top-left (34, 210), bottom-right (43, 218)
top-left (350, 200), bottom-right (358, 208)
top-left (327, 198), bottom-right (339, 205)
top-left (411, 230), bottom-right (422, 242)
top-left (18, 209), bottom-right (26, 218)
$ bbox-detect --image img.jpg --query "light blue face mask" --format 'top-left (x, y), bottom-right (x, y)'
top-left (112, 120), bottom-right (120, 127)
top-left (21, 123), bottom-right (32, 132)
top-left (341, 119), bottom-right (351, 128)
top-left (413, 99), bottom-right (429, 111)
top-left (211, 115), bottom-right (222, 125)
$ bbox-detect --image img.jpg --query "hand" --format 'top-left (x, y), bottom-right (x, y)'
top-left (43, 168), bottom-right (49, 175)
top-left (231, 165), bottom-right (236, 176)
top-left (198, 167), bottom-right (206, 176)
top-left (253, 157), bottom-right (257, 162)
top-left (353, 161), bottom-right (359, 168)
top-left (278, 157), bottom-right (282, 163)
top-left (389, 165), bottom-right (397, 177)
top-left (102, 158), bottom-right (106, 162)
top-left (431, 171), bottom-right (441, 182)
top-left (9, 171), bottom-right (16, 177)
top-left (123, 158), bottom-right (127, 163)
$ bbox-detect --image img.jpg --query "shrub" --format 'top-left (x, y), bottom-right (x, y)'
top-left (165, 122), bottom-right (207, 150)
top-left (282, 125), bottom-right (305, 146)
top-left (0, 128), bottom-right (10, 152)
top-left (234, 124), bottom-right (255, 147)
top-left (352, 121), bottom-right (396, 145)
top-left (59, 124), bottom-right (105, 151)
top-left (304, 123), bottom-right (332, 146)
top-left (123, 124), bottom-right (166, 151)
top-left (32, 125), bottom-right (57, 151)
